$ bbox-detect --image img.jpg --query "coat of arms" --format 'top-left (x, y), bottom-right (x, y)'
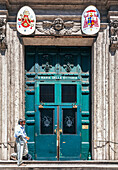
top-left (82, 5), bottom-right (100, 35)
top-left (17, 6), bottom-right (36, 35)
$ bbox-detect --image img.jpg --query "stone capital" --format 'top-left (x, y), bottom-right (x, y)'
top-left (0, 15), bottom-right (7, 50)
top-left (109, 18), bottom-right (118, 53)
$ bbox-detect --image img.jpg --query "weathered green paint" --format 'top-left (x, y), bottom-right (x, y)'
top-left (25, 46), bottom-right (91, 160)
top-left (35, 105), bottom-right (57, 160)
top-left (59, 105), bottom-right (81, 160)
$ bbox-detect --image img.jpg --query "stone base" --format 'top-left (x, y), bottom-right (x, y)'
top-left (0, 161), bottom-right (118, 169)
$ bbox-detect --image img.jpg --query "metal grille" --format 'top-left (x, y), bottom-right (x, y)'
top-left (62, 84), bottom-right (77, 103)
top-left (40, 84), bottom-right (55, 103)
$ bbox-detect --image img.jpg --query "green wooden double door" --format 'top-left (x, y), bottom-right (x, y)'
top-left (25, 46), bottom-right (91, 160)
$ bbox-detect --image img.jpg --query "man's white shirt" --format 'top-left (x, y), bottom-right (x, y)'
top-left (14, 124), bottom-right (27, 139)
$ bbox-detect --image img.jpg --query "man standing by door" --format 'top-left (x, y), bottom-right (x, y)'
top-left (14, 118), bottom-right (31, 166)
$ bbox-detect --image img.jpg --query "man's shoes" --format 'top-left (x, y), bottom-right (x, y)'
top-left (10, 156), bottom-right (17, 160)
top-left (10, 153), bottom-right (17, 160)
top-left (17, 162), bottom-right (26, 166)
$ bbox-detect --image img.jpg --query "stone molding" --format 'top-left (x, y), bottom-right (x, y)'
top-left (36, 18), bottom-right (81, 36)
top-left (0, 17), bottom-right (7, 50)
top-left (3, 0), bottom-right (118, 9)
top-left (110, 19), bottom-right (118, 52)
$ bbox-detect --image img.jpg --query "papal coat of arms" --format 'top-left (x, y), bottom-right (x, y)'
top-left (17, 6), bottom-right (36, 35)
top-left (82, 5), bottom-right (100, 35)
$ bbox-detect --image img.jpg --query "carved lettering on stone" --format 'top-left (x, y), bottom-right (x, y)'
top-left (36, 18), bottom-right (81, 36)
top-left (110, 20), bottom-right (118, 52)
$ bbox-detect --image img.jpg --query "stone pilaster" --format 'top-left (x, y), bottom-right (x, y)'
top-left (114, 49), bottom-right (118, 160)
top-left (109, 12), bottom-right (118, 159)
top-left (0, 12), bottom-right (8, 159)
top-left (0, 21), bottom-right (25, 159)
top-left (92, 25), bottom-right (116, 160)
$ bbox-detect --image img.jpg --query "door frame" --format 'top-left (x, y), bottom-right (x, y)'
top-left (25, 46), bottom-right (91, 160)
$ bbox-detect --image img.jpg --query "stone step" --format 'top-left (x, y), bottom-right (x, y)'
top-left (0, 161), bottom-right (118, 170)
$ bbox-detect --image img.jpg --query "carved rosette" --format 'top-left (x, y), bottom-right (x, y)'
top-left (0, 18), bottom-right (7, 50)
top-left (110, 20), bottom-right (118, 52)
top-left (36, 18), bottom-right (81, 36)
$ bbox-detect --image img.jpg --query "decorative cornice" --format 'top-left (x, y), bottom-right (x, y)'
top-left (36, 18), bottom-right (81, 36)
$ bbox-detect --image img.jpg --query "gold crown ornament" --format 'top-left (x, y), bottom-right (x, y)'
top-left (23, 9), bottom-right (30, 16)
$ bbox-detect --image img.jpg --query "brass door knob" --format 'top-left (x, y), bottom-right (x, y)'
top-left (54, 129), bottom-right (57, 134)
top-left (59, 129), bottom-right (62, 133)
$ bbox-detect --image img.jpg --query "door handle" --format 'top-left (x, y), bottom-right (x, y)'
top-left (54, 129), bottom-right (62, 134)
top-left (54, 129), bottom-right (57, 134)
top-left (54, 128), bottom-right (62, 134)
top-left (59, 128), bottom-right (62, 134)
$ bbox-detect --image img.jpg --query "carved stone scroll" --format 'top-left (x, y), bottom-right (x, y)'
top-left (110, 20), bottom-right (118, 52)
top-left (36, 18), bottom-right (81, 36)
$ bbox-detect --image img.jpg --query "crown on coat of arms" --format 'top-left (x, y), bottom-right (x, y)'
top-left (23, 9), bottom-right (30, 16)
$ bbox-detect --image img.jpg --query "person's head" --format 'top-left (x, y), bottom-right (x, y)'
top-left (18, 119), bottom-right (26, 127)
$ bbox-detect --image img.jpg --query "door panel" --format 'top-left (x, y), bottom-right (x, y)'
top-left (62, 108), bottom-right (76, 134)
top-left (40, 109), bottom-right (54, 134)
top-left (35, 106), bottom-right (57, 160)
top-left (60, 106), bottom-right (81, 160)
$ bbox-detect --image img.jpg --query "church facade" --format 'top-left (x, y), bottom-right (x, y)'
top-left (0, 0), bottom-right (118, 160)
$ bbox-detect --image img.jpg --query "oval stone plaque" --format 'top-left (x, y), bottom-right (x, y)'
top-left (17, 6), bottom-right (36, 35)
top-left (82, 5), bottom-right (100, 35)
